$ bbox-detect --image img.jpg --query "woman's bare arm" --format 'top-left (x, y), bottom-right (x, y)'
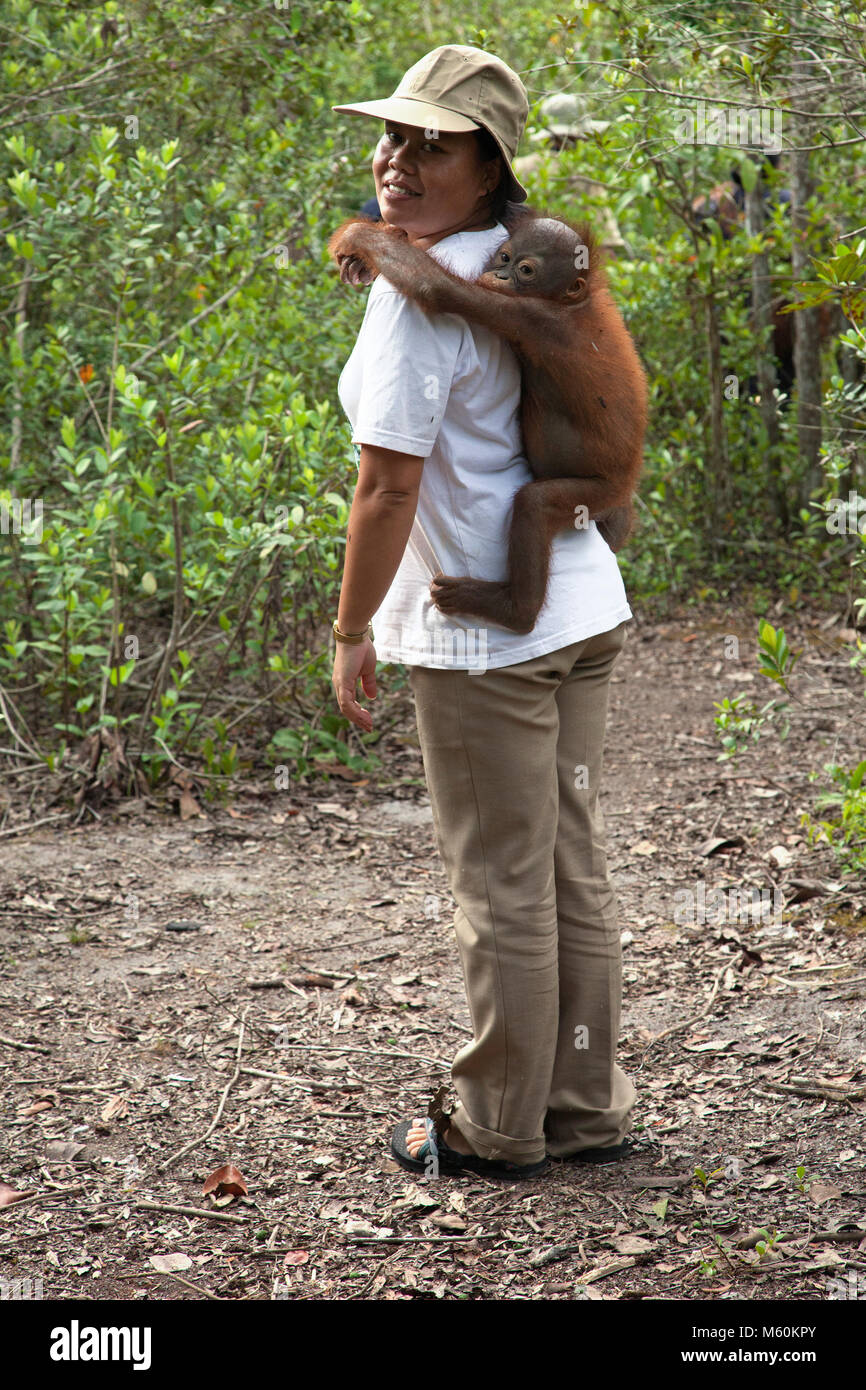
top-left (337, 443), bottom-right (424, 633)
top-left (332, 443), bottom-right (424, 733)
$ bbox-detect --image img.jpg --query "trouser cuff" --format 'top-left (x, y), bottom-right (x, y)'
top-left (449, 1100), bottom-right (546, 1165)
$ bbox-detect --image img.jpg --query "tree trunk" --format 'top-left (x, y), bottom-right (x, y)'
top-left (790, 52), bottom-right (823, 500)
top-left (745, 178), bottom-right (786, 527)
top-left (705, 291), bottom-right (728, 546)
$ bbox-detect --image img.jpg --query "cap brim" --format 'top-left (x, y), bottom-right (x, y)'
top-left (331, 97), bottom-right (479, 133)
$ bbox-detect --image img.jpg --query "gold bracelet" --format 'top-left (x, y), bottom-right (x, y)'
top-left (333, 618), bottom-right (373, 645)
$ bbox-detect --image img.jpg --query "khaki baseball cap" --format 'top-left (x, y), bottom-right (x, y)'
top-left (332, 45), bottom-right (529, 202)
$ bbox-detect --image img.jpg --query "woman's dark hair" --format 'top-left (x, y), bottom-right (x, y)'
top-left (474, 125), bottom-right (511, 221)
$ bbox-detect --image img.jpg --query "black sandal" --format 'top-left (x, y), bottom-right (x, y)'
top-left (549, 1137), bottom-right (636, 1164)
top-left (391, 1117), bottom-right (548, 1182)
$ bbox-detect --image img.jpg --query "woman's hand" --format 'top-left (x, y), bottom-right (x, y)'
top-left (332, 636), bottom-right (378, 732)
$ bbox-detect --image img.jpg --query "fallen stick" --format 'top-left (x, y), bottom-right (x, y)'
top-left (239, 1066), bottom-right (360, 1090)
top-left (0, 1033), bottom-right (49, 1052)
top-left (808, 1228), bottom-right (866, 1243)
top-left (156, 1006), bottom-right (250, 1173)
top-left (342, 1234), bottom-right (497, 1245)
top-left (762, 1080), bottom-right (866, 1103)
top-left (134, 1199), bottom-right (248, 1226)
top-left (159, 1270), bottom-right (226, 1301)
top-left (0, 814), bottom-right (72, 839)
top-left (267, 1041), bottom-right (451, 1068)
top-left (0, 1185), bottom-right (85, 1211)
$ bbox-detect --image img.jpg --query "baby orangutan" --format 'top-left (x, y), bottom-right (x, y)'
top-left (329, 213), bottom-right (648, 634)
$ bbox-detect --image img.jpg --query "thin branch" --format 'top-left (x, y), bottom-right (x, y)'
top-left (155, 1005), bottom-right (250, 1173)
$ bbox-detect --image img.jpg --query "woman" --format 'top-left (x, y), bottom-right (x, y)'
top-left (331, 45), bottom-right (636, 1179)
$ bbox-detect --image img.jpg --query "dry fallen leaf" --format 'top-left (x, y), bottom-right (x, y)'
top-left (100, 1095), bottom-right (129, 1123)
top-left (610, 1235), bottom-right (654, 1255)
top-left (809, 1181), bottom-right (843, 1206)
top-left (391, 1189), bottom-right (439, 1213)
top-left (700, 835), bottom-right (745, 856)
top-left (787, 879), bottom-right (828, 903)
top-left (339, 986), bottom-right (365, 1006)
top-left (0, 1183), bottom-right (34, 1208)
top-left (430, 1213), bottom-right (467, 1234)
top-left (17, 1101), bottom-right (53, 1117)
top-left (767, 844), bottom-right (793, 869)
top-left (202, 1162), bottom-right (248, 1198)
top-left (342, 1219), bottom-right (377, 1237)
top-left (149, 1253), bottom-right (192, 1273)
top-left (577, 1257), bottom-right (637, 1284)
top-left (319, 1199), bottom-right (348, 1220)
top-left (386, 986), bottom-right (426, 1007)
top-left (46, 1140), bottom-right (85, 1162)
top-left (21, 893), bottom-right (57, 913)
top-left (86, 1020), bottom-right (134, 1042)
top-left (314, 801), bottom-right (356, 820)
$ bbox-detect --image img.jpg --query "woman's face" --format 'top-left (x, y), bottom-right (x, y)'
top-left (372, 121), bottom-right (501, 243)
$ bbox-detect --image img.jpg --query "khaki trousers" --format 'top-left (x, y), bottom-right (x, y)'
top-left (408, 620), bottom-right (636, 1164)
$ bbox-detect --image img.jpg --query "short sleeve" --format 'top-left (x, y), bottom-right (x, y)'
top-left (350, 281), bottom-right (464, 458)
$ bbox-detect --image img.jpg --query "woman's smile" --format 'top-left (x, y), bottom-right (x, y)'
top-left (381, 178), bottom-right (422, 201)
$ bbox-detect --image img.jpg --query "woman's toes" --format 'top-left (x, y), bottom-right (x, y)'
top-left (406, 1118), bottom-right (428, 1157)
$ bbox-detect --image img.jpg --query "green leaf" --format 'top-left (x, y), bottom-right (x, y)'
top-left (108, 660), bottom-right (135, 686)
top-left (850, 760), bottom-right (866, 792)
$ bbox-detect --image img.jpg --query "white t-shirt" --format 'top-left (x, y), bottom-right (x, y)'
top-left (337, 220), bottom-right (632, 671)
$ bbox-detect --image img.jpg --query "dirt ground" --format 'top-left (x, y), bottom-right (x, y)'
top-left (1, 604), bottom-right (864, 1304)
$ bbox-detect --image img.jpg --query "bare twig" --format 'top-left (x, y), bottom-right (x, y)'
top-left (156, 1005), bottom-right (250, 1173)
top-left (637, 964), bottom-right (728, 1060)
top-left (134, 1199), bottom-right (248, 1226)
top-left (270, 1041), bottom-right (452, 1069)
top-left (0, 1186), bottom-right (86, 1213)
top-left (158, 1270), bottom-right (226, 1300)
top-left (0, 1032), bottom-right (49, 1051)
top-left (761, 1080), bottom-right (866, 1103)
